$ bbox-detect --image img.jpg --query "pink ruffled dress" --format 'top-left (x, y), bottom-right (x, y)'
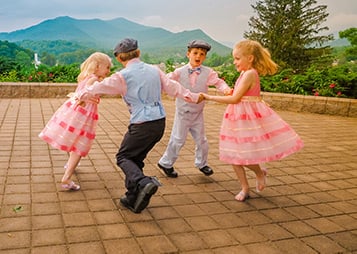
top-left (219, 70), bottom-right (304, 165)
top-left (39, 75), bottom-right (100, 157)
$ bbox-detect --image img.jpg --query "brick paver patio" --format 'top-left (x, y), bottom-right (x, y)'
top-left (0, 98), bottom-right (356, 254)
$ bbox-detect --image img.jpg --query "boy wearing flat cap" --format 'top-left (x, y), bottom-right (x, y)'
top-left (158, 39), bottom-right (231, 178)
top-left (80, 38), bottom-right (200, 213)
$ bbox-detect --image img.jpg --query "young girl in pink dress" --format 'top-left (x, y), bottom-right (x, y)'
top-left (200, 40), bottom-right (304, 201)
top-left (39, 52), bottom-right (112, 191)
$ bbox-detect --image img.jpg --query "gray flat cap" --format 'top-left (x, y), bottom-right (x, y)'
top-left (187, 40), bottom-right (211, 51)
top-left (114, 38), bottom-right (138, 56)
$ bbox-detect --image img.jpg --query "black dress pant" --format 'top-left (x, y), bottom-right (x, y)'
top-left (116, 118), bottom-right (165, 203)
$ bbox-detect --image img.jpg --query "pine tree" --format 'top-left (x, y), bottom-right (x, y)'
top-left (244, 0), bottom-right (333, 72)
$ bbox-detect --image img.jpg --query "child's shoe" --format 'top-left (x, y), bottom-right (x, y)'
top-left (61, 181), bottom-right (80, 191)
top-left (235, 191), bottom-right (250, 202)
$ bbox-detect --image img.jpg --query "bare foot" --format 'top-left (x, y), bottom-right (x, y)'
top-left (256, 168), bottom-right (267, 192)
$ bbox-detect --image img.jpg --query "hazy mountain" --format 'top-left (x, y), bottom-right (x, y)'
top-left (0, 16), bottom-right (232, 57)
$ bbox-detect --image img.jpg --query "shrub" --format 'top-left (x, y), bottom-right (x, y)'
top-left (0, 70), bottom-right (19, 82)
top-left (1, 60), bottom-right (356, 99)
top-left (258, 63), bottom-right (356, 98)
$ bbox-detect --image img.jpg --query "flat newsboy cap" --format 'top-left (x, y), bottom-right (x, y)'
top-left (187, 40), bottom-right (211, 51)
top-left (113, 38), bottom-right (138, 55)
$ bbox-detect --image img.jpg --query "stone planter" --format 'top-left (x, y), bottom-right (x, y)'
top-left (1, 82), bottom-right (356, 117)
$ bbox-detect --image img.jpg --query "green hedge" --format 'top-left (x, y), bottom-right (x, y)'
top-left (1, 61), bottom-right (356, 99)
top-left (259, 63), bottom-right (357, 98)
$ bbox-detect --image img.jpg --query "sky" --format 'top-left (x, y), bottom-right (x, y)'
top-left (0, 0), bottom-right (356, 46)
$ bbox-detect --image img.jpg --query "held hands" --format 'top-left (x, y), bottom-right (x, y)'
top-left (67, 92), bottom-right (86, 107)
top-left (75, 93), bottom-right (89, 108)
top-left (184, 92), bottom-right (211, 104)
top-left (75, 92), bottom-right (98, 107)
top-left (196, 90), bottom-right (231, 104)
top-left (76, 100), bottom-right (86, 107)
top-left (68, 76), bottom-right (101, 108)
top-left (184, 92), bottom-right (205, 104)
top-left (197, 93), bottom-right (205, 103)
top-left (196, 93), bottom-right (210, 103)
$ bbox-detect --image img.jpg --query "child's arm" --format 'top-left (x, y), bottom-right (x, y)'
top-left (202, 70), bottom-right (255, 104)
top-left (79, 73), bottom-right (127, 101)
top-left (207, 70), bottom-right (231, 95)
top-left (88, 73), bottom-right (126, 95)
top-left (159, 69), bottom-right (199, 103)
top-left (166, 69), bottom-right (180, 81)
top-left (75, 76), bottom-right (100, 106)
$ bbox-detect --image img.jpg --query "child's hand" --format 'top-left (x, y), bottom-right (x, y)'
top-left (75, 96), bottom-right (99, 108)
top-left (197, 93), bottom-right (205, 103)
top-left (184, 92), bottom-right (202, 103)
top-left (76, 100), bottom-right (86, 107)
top-left (67, 92), bottom-right (86, 107)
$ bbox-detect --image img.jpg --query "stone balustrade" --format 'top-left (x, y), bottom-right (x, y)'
top-left (1, 82), bottom-right (356, 117)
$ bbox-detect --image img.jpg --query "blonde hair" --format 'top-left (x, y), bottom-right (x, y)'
top-left (234, 40), bottom-right (278, 76)
top-left (77, 52), bottom-right (112, 82)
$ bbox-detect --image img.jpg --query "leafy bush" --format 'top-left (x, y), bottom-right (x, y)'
top-left (0, 63), bottom-right (80, 83)
top-left (258, 63), bottom-right (356, 98)
top-left (0, 55), bottom-right (356, 99)
top-left (216, 64), bottom-right (240, 87)
top-left (0, 70), bottom-right (19, 82)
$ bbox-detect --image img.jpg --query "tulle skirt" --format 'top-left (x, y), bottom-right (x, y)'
top-left (219, 97), bottom-right (303, 165)
top-left (39, 98), bottom-right (99, 157)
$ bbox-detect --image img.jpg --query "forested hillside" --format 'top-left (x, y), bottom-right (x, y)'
top-left (0, 16), bottom-right (232, 58)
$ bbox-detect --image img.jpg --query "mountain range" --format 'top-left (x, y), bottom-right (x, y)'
top-left (0, 16), bottom-right (232, 57)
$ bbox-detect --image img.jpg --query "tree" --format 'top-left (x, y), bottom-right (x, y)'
top-left (204, 53), bottom-right (229, 67)
top-left (15, 51), bottom-right (32, 69)
top-left (339, 27), bottom-right (357, 61)
top-left (0, 56), bottom-right (17, 73)
top-left (40, 52), bottom-right (57, 66)
top-left (245, 0), bottom-right (333, 72)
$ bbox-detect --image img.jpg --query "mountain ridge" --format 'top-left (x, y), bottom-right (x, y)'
top-left (0, 16), bottom-right (232, 57)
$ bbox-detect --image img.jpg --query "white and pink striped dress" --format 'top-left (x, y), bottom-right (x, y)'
top-left (219, 70), bottom-right (304, 165)
top-left (39, 75), bottom-right (100, 157)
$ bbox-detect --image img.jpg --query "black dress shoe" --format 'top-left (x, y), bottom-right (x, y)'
top-left (119, 195), bottom-right (136, 212)
top-left (199, 166), bottom-right (214, 176)
top-left (157, 163), bottom-right (178, 178)
top-left (133, 182), bottom-right (158, 213)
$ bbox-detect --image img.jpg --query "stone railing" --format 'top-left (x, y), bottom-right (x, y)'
top-left (0, 82), bottom-right (80, 98)
top-left (261, 92), bottom-right (357, 117)
top-left (1, 82), bottom-right (356, 117)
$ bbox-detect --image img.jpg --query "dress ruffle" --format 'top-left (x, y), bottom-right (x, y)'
top-left (219, 100), bottom-right (303, 165)
top-left (39, 77), bottom-right (99, 157)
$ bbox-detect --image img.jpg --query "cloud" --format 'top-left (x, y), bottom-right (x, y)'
top-left (139, 16), bottom-right (164, 28)
top-left (327, 13), bottom-right (357, 33)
